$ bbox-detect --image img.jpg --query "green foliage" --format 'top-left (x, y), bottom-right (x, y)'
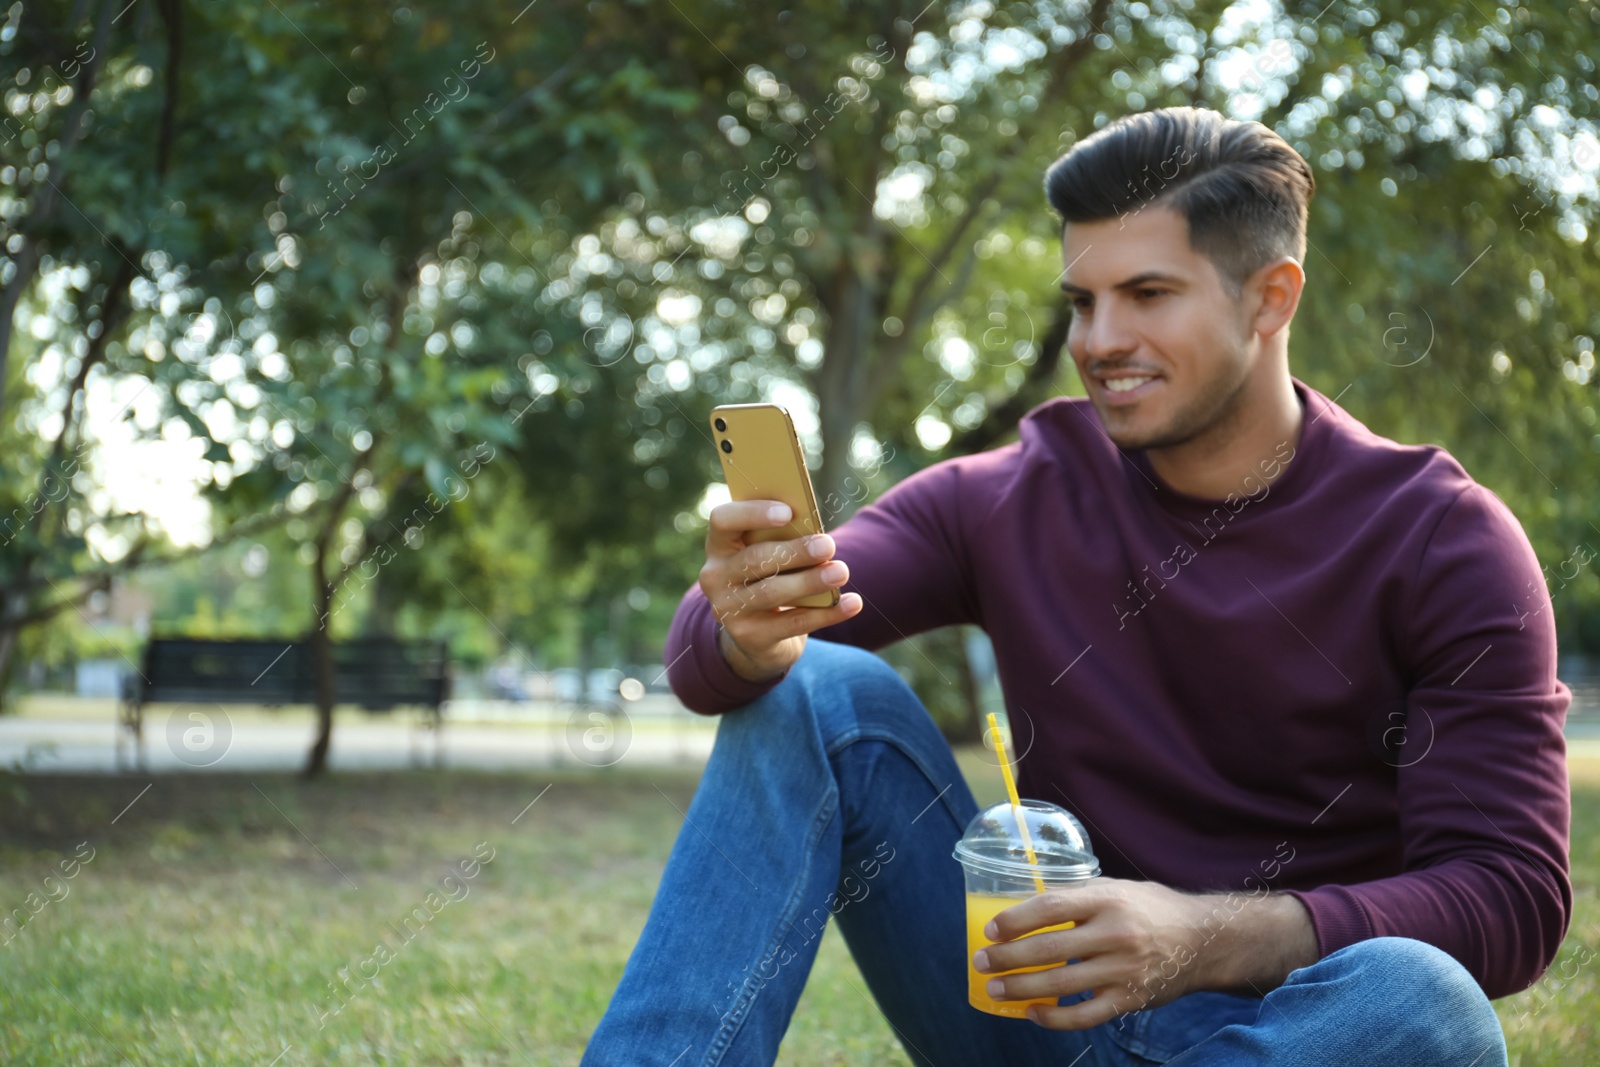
top-left (1253, 3), bottom-right (1600, 647)
top-left (2, 0), bottom-right (1598, 706)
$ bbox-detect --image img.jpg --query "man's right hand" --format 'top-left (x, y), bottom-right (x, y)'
top-left (701, 500), bottom-right (863, 682)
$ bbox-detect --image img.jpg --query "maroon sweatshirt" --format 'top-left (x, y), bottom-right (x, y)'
top-left (664, 378), bottom-right (1572, 999)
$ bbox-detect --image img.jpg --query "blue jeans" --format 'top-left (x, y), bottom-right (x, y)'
top-left (582, 639), bottom-right (1508, 1066)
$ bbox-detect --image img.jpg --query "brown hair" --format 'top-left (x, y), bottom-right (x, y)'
top-left (1043, 107), bottom-right (1315, 299)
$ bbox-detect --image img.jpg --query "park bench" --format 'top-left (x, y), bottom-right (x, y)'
top-left (117, 637), bottom-right (451, 770)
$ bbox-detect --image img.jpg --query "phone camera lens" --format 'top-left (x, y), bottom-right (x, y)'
top-left (720, 440), bottom-right (733, 454)
top-left (713, 417), bottom-right (727, 432)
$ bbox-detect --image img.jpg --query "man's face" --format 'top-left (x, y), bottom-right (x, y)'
top-left (1060, 205), bottom-right (1258, 451)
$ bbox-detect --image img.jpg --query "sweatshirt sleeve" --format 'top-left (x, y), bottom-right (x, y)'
top-left (1282, 483), bottom-right (1573, 999)
top-left (663, 455), bottom-right (985, 715)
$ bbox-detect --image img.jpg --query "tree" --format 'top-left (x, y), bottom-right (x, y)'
top-left (5, 0), bottom-right (1597, 758)
top-left (132, 0), bottom-right (746, 771)
top-left (600, 0), bottom-right (1600, 650)
top-left (1, 0), bottom-right (727, 763)
top-left (0, 0), bottom-right (307, 703)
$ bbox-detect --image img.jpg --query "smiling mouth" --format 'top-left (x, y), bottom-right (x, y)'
top-left (1091, 371), bottom-right (1164, 408)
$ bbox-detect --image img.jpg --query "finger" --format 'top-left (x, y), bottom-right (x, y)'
top-left (984, 958), bottom-right (1115, 1006)
top-left (976, 928), bottom-right (1084, 975)
top-left (723, 592), bottom-right (864, 647)
top-left (733, 534), bottom-right (835, 583)
top-left (1027, 990), bottom-right (1131, 1032)
top-left (706, 500), bottom-right (795, 555)
top-left (987, 887), bottom-right (1101, 943)
top-left (981, 918), bottom-right (1140, 975)
top-left (716, 560), bottom-right (851, 621)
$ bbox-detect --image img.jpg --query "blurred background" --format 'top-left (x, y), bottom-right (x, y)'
top-left (1, 0), bottom-right (1597, 1063)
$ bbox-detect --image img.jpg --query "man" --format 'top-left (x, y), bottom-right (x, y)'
top-left (581, 106), bottom-right (1570, 1066)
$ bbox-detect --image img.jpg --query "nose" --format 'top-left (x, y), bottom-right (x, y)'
top-left (1080, 298), bottom-right (1137, 363)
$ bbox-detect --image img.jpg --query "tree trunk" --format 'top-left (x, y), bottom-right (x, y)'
top-left (575, 612), bottom-right (594, 698)
top-left (302, 551), bottom-right (337, 778)
top-left (812, 262), bottom-right (878, 524)
top-left (948, 296), bottom-right (1073, 457)
top-left (952, 626), bottom-right (984, 746)
top-left (608, 593), bottom-right (628, 667)
top-left (0, 621), bottom-right (19, 715)
top-left (815, 371), bottom-right (867, 526)
top-left (365, 563), bottom-right (401, 637)
top-left (298, 441), bottom-right (381, 777)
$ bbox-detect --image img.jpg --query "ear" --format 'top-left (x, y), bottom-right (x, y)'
top-left (1247, 257), bottom-right (1304, 338)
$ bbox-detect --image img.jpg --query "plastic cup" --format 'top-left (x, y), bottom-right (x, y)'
top-left (952, 798), bottom-right (1100, 1018)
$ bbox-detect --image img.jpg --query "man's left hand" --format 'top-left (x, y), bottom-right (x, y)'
top-left (971, 876), bottom-right (1317, 1030)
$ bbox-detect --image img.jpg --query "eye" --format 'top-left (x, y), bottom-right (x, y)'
top-left (1136, 288), bottom-right (1168, 301)
top-left (1070, 296), bottom-right (1092, 311)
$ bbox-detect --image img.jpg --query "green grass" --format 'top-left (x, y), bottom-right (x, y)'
top-left (0, 757), bottom-right (1594, 1065)
top-left (0, 768), bottom-right (908, 1065)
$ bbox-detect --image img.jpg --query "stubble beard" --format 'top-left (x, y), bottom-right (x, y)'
top-left (1100, 343), bottom-right (1255, 453)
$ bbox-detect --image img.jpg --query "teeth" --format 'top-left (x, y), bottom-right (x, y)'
top-left (1104, 377), bottom-right (1153, 393)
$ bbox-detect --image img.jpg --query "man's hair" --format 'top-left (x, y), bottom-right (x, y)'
top-left (1042, 107), bottom-right (1315, 299)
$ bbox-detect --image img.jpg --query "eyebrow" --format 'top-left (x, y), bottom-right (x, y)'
top-left (1059, 271), bottom-right (1187, 296)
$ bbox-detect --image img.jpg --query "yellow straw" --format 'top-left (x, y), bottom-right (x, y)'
top-left (987, 712), bottom-right (1046, 894)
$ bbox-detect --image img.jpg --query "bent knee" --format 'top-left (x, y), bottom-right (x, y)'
top-left (1324, 938), bottom-right (1504, 1062)
top-left (788, 638), bottom-right (912, 699)
top-left (778, 639), bottom-right (930, 743)
top-left (1334, 937), bottom-right (1481, 998)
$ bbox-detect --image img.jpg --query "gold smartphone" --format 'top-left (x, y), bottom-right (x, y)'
top-left (709, 403), bottom-right (841, 609)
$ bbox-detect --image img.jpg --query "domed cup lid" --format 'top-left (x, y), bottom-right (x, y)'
top-left (952, 798), bottom-right (1100, 883)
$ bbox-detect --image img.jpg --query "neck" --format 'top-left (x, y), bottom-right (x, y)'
top-left (1146, 364), bottom-right (1303, 501)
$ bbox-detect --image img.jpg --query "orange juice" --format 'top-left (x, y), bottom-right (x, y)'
top-left (965, 893), bottom-right (1075, 1017)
